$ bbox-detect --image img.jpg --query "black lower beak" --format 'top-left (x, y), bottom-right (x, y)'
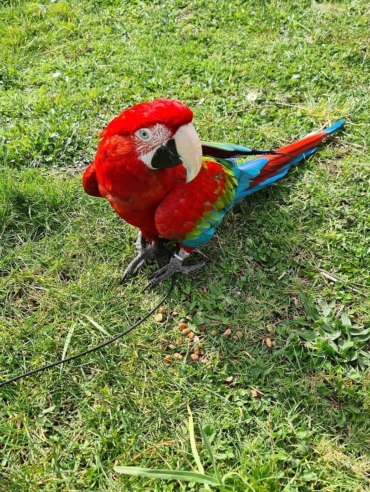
top-left (151, 139), bottom-right (183, 169)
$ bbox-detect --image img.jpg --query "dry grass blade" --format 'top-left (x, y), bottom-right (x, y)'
top-left (60, 323), bottom-right (76, 374)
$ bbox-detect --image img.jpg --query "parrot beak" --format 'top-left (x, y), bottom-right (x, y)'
top-left (150, 123), bottom-right (202, 183)
top-left (173, 123), bottom-right (202, 183)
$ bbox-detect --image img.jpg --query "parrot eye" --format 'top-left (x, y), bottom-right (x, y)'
top-left (136, 128), bottom-right (153, 142)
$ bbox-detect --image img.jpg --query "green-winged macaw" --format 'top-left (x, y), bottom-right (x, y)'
top-left (82, 99), bottom-right (344, 287)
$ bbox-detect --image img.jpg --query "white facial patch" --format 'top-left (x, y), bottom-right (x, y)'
top-left (136, 123), bottom-right (171, 167)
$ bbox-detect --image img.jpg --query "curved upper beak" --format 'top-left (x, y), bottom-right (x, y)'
top-left (149, 123), bottom-right (203, 183)
top-left (173, 123), bottom-right (203, 183)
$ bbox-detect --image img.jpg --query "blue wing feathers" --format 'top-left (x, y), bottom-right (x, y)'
top-left (201, 141), bottom-right (253, 154)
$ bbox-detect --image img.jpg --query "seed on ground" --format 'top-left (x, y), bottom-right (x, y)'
top-left (180, 318), bottom-right (188, 324)
top-left (190, 353), bottom-right (199, 361)
top-left (173, 353), bottom-right (183, 360)
top-left (210, 330), bottom-right (217, 336)
top-left (168, 344), bottom-right (176, 350)
top-left (265, 337), bottom-right (272, 348)
top-left (164, 355), bottom-right (172, 362)
top-left (188, 331), bottom-right (195, 339)
top-left (181, 327), bottom-right (191, 335)
top-left (236, 331), bottom-right (243, 338)
top-left (223, 328), bottom-right (232, 336)
top-left (158, 307), bottom-right (166, 314)
top-left (155, 313), bottom-right (164, 322)
top-left (179, 322), bottom-right (187, 330)
top-left (176, 337), bottom-right (183, 345)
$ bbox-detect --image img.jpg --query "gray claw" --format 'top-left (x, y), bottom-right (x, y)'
top-left (121, 232), bottom-right (171, 283)
top-left (143, 254), bottom-right (206, 290)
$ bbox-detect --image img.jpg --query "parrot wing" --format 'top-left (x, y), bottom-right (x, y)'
top-left (201, 141), bottom-right (256, 159)
top-left (155, 119), bottom-right (344, 249)
top-left (155, 158), bottom-right (238, 249)
top-left (82, 162), bottom-right (102, 197)
top-left (201, 141), bottom-right (288, 159)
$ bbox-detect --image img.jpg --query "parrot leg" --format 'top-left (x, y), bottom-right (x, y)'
top-left (121, 232), bottom-right (171, 282)
top-left (144, 248), bottom-right (206, 290)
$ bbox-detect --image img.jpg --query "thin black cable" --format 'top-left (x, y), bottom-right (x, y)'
top-left (0, 278), bottom-right (175, 388)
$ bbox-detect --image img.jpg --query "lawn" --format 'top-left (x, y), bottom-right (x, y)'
top-left (1, 0), bottom-right (370, 490)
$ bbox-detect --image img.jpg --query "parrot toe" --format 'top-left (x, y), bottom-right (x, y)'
top-left (143, 255), bottom-right (206, 290)
top-left (120, 232), bottom-right (172, 283)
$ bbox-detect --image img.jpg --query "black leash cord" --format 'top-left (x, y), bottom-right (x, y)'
top-left (0, 278), bottom-right (175, 388)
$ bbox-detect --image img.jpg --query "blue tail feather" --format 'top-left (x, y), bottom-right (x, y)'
top-left (232, 118), bottom-right (345, 201)
top-left (324, 119), bottom-right (345, 135)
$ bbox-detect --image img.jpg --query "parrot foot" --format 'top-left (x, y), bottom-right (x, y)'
top-left (120, 232), bottom-right (170, 283)
top-left (143, 248), bottom-right (206, 290)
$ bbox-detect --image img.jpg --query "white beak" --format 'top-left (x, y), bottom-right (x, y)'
top-left (173, 123), bottom-right (203, 183)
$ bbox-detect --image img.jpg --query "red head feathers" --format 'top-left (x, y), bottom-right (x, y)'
top-left (99, 99), bottom-right (194, 139)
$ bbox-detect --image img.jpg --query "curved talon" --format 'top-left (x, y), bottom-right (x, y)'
top-left (143, 256), bottom-right (206, 291)
top-left (120, 257), bottom-right (146, 283)
top-left (120, 232), bottom-right (171, 283)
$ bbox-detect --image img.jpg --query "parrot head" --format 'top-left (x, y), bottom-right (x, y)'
top-left (99, 99), bottom-right (203, 183)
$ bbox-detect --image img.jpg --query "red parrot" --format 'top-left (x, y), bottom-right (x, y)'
top-left (82, 99), bottom-right (344, 287)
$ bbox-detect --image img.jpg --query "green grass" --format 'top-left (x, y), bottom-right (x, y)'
top-left (1, 0), bottom-right (370, 490)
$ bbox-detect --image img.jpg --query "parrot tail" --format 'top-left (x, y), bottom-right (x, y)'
top-left (233, 119), bottom-right (345, 201)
